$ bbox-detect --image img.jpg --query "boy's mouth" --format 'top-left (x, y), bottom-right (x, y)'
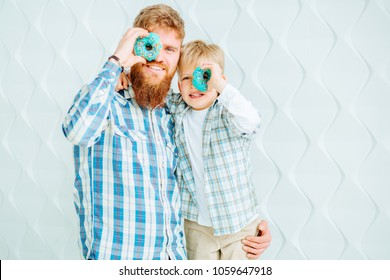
top-left (189, 92), bottom-right (204, 98)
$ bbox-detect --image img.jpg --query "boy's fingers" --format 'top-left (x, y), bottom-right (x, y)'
top-left (115, 73), bottom-right (129, 91)
top-left (123, 75), bottom-right (129, 89)
top-left (115, 83), bottom-right (124, 91)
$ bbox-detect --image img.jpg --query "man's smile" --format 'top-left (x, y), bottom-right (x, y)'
top-left (145, 63), bottom-right (166, 73)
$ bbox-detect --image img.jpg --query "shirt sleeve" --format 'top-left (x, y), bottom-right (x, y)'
top-left (62, 61), bottom-right (122, 147)
top-left (217, 83), bottom-right (261, 134)
top-left (165, 90), bottom-right (180, 113)
top-left (165, 90), bottom-right (188, 119)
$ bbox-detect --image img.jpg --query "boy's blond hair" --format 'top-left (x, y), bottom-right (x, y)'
top-left (178, 40), bottom-right (224, 77)
top-left (133, 4), bottom-right (185, 41)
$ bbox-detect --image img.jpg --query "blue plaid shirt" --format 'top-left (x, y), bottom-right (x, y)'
top-left (62, 61), bottom-right (186, 260)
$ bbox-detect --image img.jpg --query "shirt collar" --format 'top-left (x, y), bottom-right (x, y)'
top-left (116, 87), bottom-right (135, 105)
top-left (125, 87), bottom-right (135, 99)
top-left (116, 86), bottom-right (173, 108)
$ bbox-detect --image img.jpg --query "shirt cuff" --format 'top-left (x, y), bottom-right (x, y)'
top-left (217, 83), bottom-right (239, 107)
top-left (101, 61), bottom-right (123, 79)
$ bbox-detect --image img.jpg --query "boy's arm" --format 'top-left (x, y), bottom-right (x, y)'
top-left (201, 61), bottom-right (261, 137)
top-left (62, 61), bottom-right (121, 147)
top-left (217, 83), bottom-right (261, 136)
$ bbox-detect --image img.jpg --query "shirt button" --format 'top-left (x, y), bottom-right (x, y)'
top-left (160, 162), bottom-right (165, 168)
top-left (111, 72), bottom-right (116, 76)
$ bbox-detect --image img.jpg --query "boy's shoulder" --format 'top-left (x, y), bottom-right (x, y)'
top-left (168, 90), bottom-right (182, 101)
top-left (166, 90), bottom-right (188, 114)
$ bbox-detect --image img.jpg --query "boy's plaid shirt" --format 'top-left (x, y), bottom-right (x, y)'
top-left (166, 86), bottom-right (261, 236)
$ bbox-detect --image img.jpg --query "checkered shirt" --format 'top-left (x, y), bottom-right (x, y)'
top-left (62, 61), bottom-right (186, 259)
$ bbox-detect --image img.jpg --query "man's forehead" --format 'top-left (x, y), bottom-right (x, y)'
top-left (149, 26), bottom-right (182, 44)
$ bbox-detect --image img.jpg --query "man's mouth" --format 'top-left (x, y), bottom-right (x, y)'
top-left (146, 64), bottom-right (166, 72)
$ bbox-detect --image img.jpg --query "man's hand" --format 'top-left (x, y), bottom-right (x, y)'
top-left (111, 28), bottom-right (149, 68)
top-left (242, 220), bottom-right (272, 259)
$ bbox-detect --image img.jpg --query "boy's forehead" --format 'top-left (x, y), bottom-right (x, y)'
top-left (180, 62), bottom-right (199, 74)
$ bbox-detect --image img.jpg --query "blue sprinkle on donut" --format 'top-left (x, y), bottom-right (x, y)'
top-left (192, 67), bottom-right (212, 92)
top-left (134, 32), bottom-right (162, 61)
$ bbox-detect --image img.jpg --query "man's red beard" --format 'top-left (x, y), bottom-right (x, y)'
top-left (129, 62), bottom-right (174, 109)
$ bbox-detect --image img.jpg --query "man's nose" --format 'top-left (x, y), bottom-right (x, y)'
top-left (154, 49), bottom-right (165, 62)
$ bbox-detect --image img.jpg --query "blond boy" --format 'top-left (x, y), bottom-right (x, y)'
top-left (166, 40), bottom-right (262, 259)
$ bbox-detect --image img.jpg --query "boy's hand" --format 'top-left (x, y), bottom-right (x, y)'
top-left (115, 72), bottom-right (129, 92)
top-left (242, 220), bottom-right (272, 259)
top-left (111, 28), bottom-right (148, 68)
top-left (200, 62), bottom-right (228, 93)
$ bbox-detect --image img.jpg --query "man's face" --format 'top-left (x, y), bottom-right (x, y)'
top-left (130, 26), bottom-right (181, 108)
top-left (137, 26), bottom-right (181, 84)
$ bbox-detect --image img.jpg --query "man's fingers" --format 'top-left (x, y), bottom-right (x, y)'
top-left (258, 220), bottom-right (269, 233)
top-left (124, 27), bottom-right (149, 39)
top-left (122, 55), bottom-right (146, 68)
top-left (243, 245), bottom-right (265, 259)
top-left (133, 56), bottom-right (147, 65)
top-left (246, 253), bottom-right (260, 259)
top-left (242, 238), bottom-right (270, 250)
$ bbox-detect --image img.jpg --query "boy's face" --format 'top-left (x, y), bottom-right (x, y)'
top-left (178, 64), bottom-right (218, 111)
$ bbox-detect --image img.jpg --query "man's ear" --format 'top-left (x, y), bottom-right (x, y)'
top-left (222, 74), bottom-right (228, 82)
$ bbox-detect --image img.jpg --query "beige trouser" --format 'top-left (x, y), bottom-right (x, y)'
top-left (184, 217), bottom-right (261, 260)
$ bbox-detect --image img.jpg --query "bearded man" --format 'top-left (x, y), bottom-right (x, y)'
top-left (63, 4), bottom-right (270, 260)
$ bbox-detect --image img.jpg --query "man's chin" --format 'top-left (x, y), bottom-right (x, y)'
top-left (130, 67), bottom-right (174, 108)
top-left (147, 75), bottom-right (165, 85)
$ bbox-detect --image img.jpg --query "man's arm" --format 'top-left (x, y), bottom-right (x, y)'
top-left (62, 62), bottom-right (121, 146)
top-left (242, 220), bottom-right (272, 259)
top-left (63, 28), bottom-right (149, 146)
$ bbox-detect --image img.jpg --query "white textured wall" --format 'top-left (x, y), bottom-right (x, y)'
top-left (0, 0), bottom-right (389, 260)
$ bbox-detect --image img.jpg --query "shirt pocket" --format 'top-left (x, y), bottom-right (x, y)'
top-left (113, 125), bottom-right (148, 142)
top-left (112, 125), bottom-right (148, 161)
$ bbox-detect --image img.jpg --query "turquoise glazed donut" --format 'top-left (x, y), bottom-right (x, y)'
top-left (134, 32), bottom-right (162, 61)
top-left (192, 67), bottom-right (212, 92)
